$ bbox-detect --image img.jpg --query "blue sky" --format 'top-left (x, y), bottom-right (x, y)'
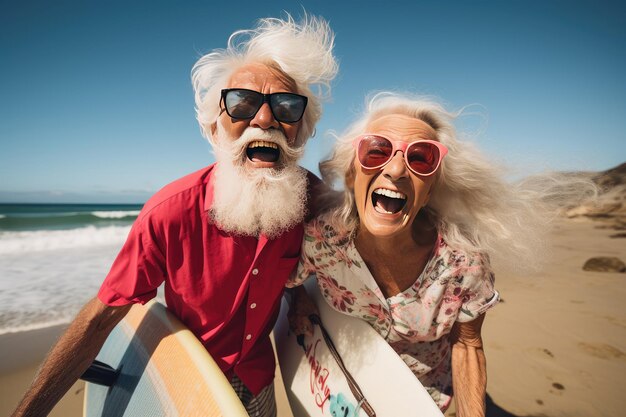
top-left (1, 0), bottom-right (625, 203)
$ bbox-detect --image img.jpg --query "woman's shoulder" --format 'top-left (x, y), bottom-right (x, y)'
top-left (435, 235), bottom-right (484, 263)
top-left (433, 236), bottom-right (493, 278)
top-left (304, 212), bottom-right (353, 248)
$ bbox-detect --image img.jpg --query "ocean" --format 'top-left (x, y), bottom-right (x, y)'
top-left (0, 204), bottom-right (142, 334)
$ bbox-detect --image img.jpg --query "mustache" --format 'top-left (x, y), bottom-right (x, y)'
top-left (214, 127), bottom-right (305, 168)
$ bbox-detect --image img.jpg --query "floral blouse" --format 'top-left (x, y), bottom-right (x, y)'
top-left (286, 215), bottom-right (500, 410)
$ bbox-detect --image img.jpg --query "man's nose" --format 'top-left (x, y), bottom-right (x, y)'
top-left (382, 151), bottom-right (409, 181)
top-left (250, 102), bottom-right (280, 130)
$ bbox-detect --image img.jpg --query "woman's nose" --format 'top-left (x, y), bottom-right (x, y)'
top-left (382, 151), bottom-right (409, 181)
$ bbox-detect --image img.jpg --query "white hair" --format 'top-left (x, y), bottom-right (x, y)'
top-left (191, 13), bottom-right (338, 146)
top-left (320, 92), bottom-right (596, 273)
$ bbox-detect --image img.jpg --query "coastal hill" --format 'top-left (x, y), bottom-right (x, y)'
top-left (565, 162), bottom-right (626, 227)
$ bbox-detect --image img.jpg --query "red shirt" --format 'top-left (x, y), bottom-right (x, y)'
top-left (98, 164), bottom-right (312, 394)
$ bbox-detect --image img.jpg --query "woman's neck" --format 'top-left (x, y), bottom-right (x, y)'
top-left (354, 214), bottom-right (437, 258)
top-left (355, 228), bottom-right (418, 258)
top-left (354, 219), bottom-right (438, 298)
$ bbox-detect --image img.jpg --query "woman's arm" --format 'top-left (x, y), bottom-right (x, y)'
top-left (450, 313), bottom-right (487, 417)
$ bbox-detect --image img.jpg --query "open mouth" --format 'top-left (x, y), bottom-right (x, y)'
top-left (246, 140), bottom-right (280, 163)
top-left (371, 188), bottom-right (407, 214)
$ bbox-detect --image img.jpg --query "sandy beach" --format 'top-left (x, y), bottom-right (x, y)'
top-left (1, 217), bottom-right (624, 417)
top-left (0, 324), bottom-right (85, 417)
top-left (478, 217), bottom-right (626, 417)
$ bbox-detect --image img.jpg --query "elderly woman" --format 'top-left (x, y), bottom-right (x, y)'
top-left (287, 92), bottom-right (559, 416)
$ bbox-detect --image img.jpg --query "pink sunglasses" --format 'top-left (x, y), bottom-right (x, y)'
top-left (353, 134), bottom-right (448, 176)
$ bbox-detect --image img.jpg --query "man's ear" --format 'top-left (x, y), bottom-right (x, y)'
top-left (209, 121), bottom-right (217, 137)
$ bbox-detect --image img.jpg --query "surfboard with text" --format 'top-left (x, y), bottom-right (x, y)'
top-left (274, 278), bottom-right (444, 417)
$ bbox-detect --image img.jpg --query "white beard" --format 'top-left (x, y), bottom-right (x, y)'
top-left (210, 126), bottom-right (308, 238)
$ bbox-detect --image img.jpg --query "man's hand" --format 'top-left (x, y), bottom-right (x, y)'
top-left (287, 285), bottom-right (319, 337)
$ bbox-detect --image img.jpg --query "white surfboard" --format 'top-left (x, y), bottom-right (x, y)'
top-left (274, 278), bottom-right (444, 417)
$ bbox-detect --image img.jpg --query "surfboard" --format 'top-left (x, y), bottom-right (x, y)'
top-left (274, 278), bottom-right (444, 417)
top-left (83, 300), bottom-right (248, 417)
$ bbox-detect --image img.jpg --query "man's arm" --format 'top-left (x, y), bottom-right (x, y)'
top-left (12, 297), bottom-right (131, 417)
top-left (450, 313), bottom-right (487, 417)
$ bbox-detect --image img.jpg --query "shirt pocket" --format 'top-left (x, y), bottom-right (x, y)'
top-left (266, 255), bottom-right (300, 291)
top-left (272, 255), bottom-right (299, 278)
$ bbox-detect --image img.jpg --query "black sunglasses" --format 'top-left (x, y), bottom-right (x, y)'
top-left (220, 88), bottom-right (308, 123)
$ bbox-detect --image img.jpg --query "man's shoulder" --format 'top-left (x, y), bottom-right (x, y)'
top-left (303, 168), bottom-right (328, 221)
top-left (139, 164), bottom-right (215, 220)
top-left (304, 168), bottom-right (322, 188)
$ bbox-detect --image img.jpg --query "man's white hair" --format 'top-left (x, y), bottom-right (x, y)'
top-left (191, 13), bottom-right (338, 146)
top-left (320, 92), bottom-right (596, 273)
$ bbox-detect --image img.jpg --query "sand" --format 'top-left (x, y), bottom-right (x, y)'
top-left (477, 218), bottom-right (626, 417)
top-left (0, 325), bottom-right (84, 417)
top-left (1, 218), bottom-right (625, 417)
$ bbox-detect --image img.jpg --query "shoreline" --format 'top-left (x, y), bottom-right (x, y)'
top-left (0, 323), bottom-right (69, 374)
top-left (0, 319), bottom-right (72, 338)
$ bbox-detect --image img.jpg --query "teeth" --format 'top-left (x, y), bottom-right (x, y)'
top-left (373, 188), bottom-right (407, 200)
top-left (248, 140), bottom-right (278, 149)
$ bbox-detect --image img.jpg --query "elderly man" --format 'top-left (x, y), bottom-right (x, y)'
top-left (12, 15), bottom-right (337, 417)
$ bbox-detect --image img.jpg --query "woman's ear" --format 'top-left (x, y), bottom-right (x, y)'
top-left (424, 184), bottom-right (434, 207)
top-left (345, 165), bottom-right (356, 190)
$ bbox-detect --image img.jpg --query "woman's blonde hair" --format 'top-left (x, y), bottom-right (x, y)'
top-left (320, 92), bottom-right (595, 272)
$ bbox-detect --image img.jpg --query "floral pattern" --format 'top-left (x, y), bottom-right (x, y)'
top-left (287, 215), bottom-right (500, 411)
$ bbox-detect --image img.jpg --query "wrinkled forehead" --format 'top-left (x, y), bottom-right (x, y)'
top-left (365, 114), bottom-right (438, 142)
top-left (226, 62), bottom-right (298, 93)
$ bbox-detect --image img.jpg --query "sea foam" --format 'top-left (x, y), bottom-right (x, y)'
top-left (91, 210), bottom-right (141, 219)
top-left (0, 225), bottom-right (131, 255)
